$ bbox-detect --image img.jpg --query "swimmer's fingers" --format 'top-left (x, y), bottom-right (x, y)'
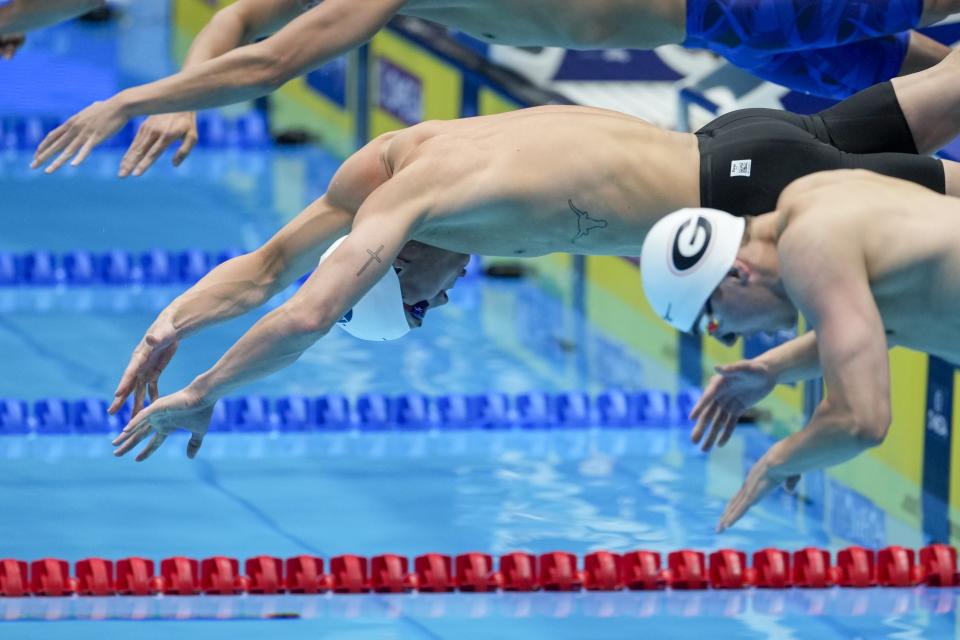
top-left (132, 379), bottom-right (147, 417)
top-left (134, 432), bottom-right (167, 462)
top-left (119, 129), bottom-right (158, 177)
top-left (112, 417), bottom-right (152, 456)
top-left (172, 131), bottom-right (198, 167)
top-left (33, 127), bottom-right (76, 170)
top-left (71, 138), bottom-right (99, 168)
top-left (691, 397), bottom-right (724, 446)
top-left (109, 352), bottom-right (147, 414)
top-left (690, 376), bottom-right (723, 422)
top-left (717, 408), bottom-right (741, 448)
top-left (45, 135), bottom-right (85, 174)
top-left (186, 434), bottom-right (204, 459)
top-left (112, 400), bottom-right (157, 447)
top-left (113, 427), bottom-right (151, 457)
top-left (148, 381), bottom-right (159, 404)
top-left (700, 405), bottom-right (733, 452)
top-left (132, 135), bottom-right (174, 177)
top-left (717, 462), bottom-right (778, 532)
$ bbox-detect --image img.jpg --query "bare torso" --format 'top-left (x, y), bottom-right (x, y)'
top-left (377, 106), bottom-right (701, 256)
top-left (779, 173), bottom-right (960, 363)
top-left (398, 0), bottom-right (687, 48)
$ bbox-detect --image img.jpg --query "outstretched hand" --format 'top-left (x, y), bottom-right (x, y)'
top-left (717, 454), bottom-right (800, 532)
top-left (109, 315), bottom-right (180, 419)
top-left (689, 359), bottom-right (777, 451)
top-left (112, 387), bottom-right (214, 462)
top-left (32, 99), bottom-right (129, 173)
top-left (0, 33), bottom-right (25, 60)
top-left (120, 112), bottom-right (198, 177)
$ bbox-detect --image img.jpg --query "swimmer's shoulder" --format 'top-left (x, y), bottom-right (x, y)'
top-left (774, 171), bottom-right (882, 246)
top-left (775, 169), bottom-right (911, 229)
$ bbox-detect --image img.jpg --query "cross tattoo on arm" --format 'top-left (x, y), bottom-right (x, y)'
top-left (356, 245), bottom-right (385, 277)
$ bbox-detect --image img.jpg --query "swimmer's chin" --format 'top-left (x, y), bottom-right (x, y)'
top-left (404, 310), bottom-right (424, 329)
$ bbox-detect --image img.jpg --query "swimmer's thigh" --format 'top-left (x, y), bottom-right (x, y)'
top-left (814, 81), bottom-right (918, 154)
top-left (842, 152), bottom-right (945, 193)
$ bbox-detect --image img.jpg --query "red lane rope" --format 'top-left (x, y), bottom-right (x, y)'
top-left (2, 545), bottom-right (958, 596)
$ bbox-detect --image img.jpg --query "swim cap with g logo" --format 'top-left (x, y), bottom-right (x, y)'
top-left (671, 215), bottom-right (713, 273)
top-left (640, 208), bottom-right (744, 333)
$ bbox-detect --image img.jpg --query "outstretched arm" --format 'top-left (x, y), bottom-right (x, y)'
top-left (108, 195), bottom-right (353, 416)
top-left (33, 0), bottom-right (406, 172)
top-left (0, 0), bottom-right (102, 33)
top-left (108, 136), bottom-right (391, 417)
top-left (717, 219), bottom-right (890, 531)
top-left (119, 0), bottom-right (310, 176)
top-left (111, 164), bottom-right (431, 460)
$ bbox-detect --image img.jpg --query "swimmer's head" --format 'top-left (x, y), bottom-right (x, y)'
top-left (642, 208), bottom-right (745, 335)
top-left (394, 240), bottom-right (470, 329)
top-left (319, 237), bottom-right (470, 341)
top-left (641, 208), bottom-right (795, 345)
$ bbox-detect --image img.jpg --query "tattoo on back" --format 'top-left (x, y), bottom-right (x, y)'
top-left (569, 200), bottom-right (608, 243)
top-left (357, 245), bottom-right (385, 277)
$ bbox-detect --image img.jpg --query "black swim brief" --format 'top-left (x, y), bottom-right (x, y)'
top-left (696, 81), bottom-right (945, 217)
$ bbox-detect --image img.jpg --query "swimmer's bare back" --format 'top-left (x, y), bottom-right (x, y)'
top-left (399, 0), bottom-right (686, 48)
top-left (776, 170), bottom-right (960, 363)
top-left (327, 106), bottom-right (701, 258)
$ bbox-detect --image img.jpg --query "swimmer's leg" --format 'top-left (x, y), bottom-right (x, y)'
top-left (727, 34), bottom-right (914, 99)
top-left (899, 31), bottom-right (952, 76)
top-left (889, 48), bottom-right (960, 154)
top-left (942, 161), bottom-right (960, 197)
top-left (684, 0), bottom-right (926, 55)
top-left (808, 47), bottom-right (960, 157)
top-left (809, 47), bottom-right (960, 156)
top-left (841, 151), bottom-right (947, 194)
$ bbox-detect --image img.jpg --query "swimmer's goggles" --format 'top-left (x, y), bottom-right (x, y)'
top-left (392, 265), bottom-right (430, 322)
top-left (692, 299), bottom-right (737, 347)
top-left (408, 300), bottom-right (429, 321)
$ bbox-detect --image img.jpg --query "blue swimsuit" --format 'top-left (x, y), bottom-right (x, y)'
top-left (684, 0), bottom-right (924, 98)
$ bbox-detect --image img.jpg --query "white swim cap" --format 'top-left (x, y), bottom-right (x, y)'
top-left (640, 208), bottom-right (745, 333)
top-left (318, 236), bottom-right (410, 341)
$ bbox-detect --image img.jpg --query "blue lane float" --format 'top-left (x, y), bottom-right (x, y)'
top-left (0, 112), bottom-right (270, 152)
top-left (0, 390), bottom-right (703, 435)
top-left (0, 249), bottom-right (247, 287)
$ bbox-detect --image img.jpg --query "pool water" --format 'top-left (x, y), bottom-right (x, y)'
top-left (1, 427), bottom-right (958, 639)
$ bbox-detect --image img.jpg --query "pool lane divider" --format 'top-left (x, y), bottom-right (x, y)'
top-left (1, 113), bottom-right (270, 152)
top-left (0, 389), bottom-right (704, 434)
top-left (2, 546), bottom-right (958, 597)
top-left (0, 249), bottom-right (246, 287)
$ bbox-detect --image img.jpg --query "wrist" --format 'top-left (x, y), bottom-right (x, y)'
top-left (754, 353), bottom-right (782, 384)
top-left (157, 305), bottom-right (185, 341)
top-left (187, 374), bottom-right (221, 405)
top-left (113, 89), bottom-right (138, 118)
top-left (763, 438), bottom-right (804, 478)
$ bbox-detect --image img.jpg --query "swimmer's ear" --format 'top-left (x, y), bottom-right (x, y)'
top-left (730, 259), bottom-right (750, 284)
